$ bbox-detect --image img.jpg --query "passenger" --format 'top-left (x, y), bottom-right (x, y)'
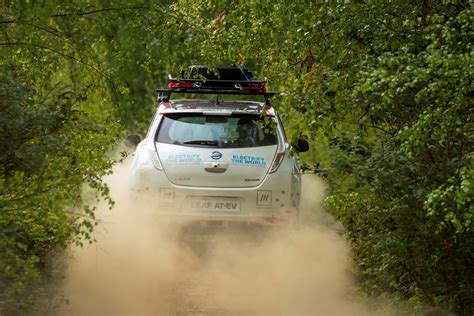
top-left (235, 118), bottom-right (259, 147)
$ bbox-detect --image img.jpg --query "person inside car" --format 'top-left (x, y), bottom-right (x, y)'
top-left (234, 117), bottom-right (260, 147)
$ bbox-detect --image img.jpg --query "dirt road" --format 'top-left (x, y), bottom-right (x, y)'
top-left (55, 161), bottom-right (387, 315)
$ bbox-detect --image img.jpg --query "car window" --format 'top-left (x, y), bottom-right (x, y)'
top-left (156, 113), bottom-right (277, 148)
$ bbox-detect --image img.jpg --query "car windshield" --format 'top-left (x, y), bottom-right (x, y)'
top-left (156, 113), bottom-right (277, 148)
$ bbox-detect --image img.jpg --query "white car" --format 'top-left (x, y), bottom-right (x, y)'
top-left (129, 67), bottom-right (308, 225)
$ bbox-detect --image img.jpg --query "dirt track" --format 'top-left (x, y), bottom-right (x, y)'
top-left (55, 161), bottom-right (388, 315)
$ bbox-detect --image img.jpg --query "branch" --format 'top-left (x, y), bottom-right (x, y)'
top-left (0, 19), bottom-right (16, 24)
top-left (0, 4), bottom-right (150, 24)
top-left (0, 41), bottom-right (84, 63)
top-left (0, 41), bottom-right (107, 80)
top-left (26, 21), bottom-right (66, 38)
top-left (51, 5), bottom-right (150, 18)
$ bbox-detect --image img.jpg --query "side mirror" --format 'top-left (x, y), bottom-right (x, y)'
top-left (294, 138), bottom-right (309, 153)
top-left (125, 134), bottom-right (142, 149)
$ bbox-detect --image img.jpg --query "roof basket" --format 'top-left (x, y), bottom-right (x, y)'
top-left (157, 66), bottom-right (276, 103)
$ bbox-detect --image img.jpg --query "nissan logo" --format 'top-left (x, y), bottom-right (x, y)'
top-left (210, 151), bottom-right (223, 160)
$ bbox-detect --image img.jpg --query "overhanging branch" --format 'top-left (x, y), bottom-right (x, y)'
top-left (0, 4), bottom-right (150, 24)
top-left (51, 5), bottom-right (150, 18)
top-left (0, 41), bottom-right (105, 78)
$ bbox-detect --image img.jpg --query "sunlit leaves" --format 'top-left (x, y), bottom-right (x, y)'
top-left (1, 0), bottom-right (472, 313)
top-left (0, 2), bottom-right (124, 312)
top-left (163, 0), bottom-right (473, 313)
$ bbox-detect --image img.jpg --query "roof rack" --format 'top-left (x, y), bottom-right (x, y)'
top-left (156, 66), bottom-right (276, 103)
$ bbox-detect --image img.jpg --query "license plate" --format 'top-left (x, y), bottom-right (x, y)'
top-left (189, 198), bottom-right (240, 212)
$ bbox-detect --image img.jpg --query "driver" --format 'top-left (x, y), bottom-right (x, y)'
top-left (235, 118), bottom-right (259, 147)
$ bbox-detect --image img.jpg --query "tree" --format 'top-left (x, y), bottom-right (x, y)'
top-left (162, 0), bottom-right (473, 313)
top-left (1, 0), bottom-right (472, 313)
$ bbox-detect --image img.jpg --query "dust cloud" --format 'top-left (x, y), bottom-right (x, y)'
top-left (56, 159), bottom-right (389, 315)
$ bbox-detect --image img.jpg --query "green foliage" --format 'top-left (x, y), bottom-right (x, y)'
top-left (162, 0), bottom-right (473, 313)
top-left (0, 2), bottom-right (122, 312)
top-left (1, 0), bottom-right (472, 314)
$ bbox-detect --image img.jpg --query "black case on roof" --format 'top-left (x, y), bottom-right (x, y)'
top-left (184, 66), bottom-right (253, 81)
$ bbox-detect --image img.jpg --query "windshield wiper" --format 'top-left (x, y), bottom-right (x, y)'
top-left (183, 140), bottom-right (219, 146)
